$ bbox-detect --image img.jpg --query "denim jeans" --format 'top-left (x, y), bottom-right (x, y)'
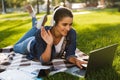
top-left (13, 17), bottom-right (38, 54)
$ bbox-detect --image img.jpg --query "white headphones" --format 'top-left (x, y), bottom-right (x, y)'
top-left (51, 6), bottom-right (63, 26)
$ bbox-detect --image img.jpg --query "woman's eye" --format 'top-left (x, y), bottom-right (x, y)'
top-left (62, 23), bottom-right (67, 26)
top-left (62, 23), bottom-right (72, 27)
top-left (70, 23), bottom-right (72, 26)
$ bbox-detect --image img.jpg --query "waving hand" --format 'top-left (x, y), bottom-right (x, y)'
top-left (41, 27), bottom-right (53, 46)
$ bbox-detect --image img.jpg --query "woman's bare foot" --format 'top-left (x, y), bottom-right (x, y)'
top-left (25, 4), bottom-right (36, 17)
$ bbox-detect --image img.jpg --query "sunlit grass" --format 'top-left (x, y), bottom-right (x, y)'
top-left (0, 12), bottom-right (28, 18)
top-left (0, 8), bottom-right (120, 80)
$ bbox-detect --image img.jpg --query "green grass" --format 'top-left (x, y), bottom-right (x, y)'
top-left (0, 8), bottom-right (120, 80)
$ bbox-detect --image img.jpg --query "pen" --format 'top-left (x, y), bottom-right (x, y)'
top-left (31, 72), bottom-right (38, 75)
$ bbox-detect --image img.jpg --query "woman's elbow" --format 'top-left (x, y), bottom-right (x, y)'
top-left (39, 56), bottom-right (51, 64)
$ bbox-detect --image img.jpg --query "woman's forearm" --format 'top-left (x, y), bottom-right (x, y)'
top-left (40, 44), bottom-right (52, 63)
top-left (68, 56), bottom-right (76, 64)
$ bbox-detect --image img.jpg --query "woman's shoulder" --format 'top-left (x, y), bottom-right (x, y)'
top-left (66, 28), bottom-right (76, 39)
top-left (69, 28), bottom-right (76, 34)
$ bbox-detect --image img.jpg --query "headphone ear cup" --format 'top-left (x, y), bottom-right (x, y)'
top-left (53, 20), bottom-right (56, 26)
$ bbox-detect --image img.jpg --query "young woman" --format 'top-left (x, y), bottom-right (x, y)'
top-left (13, 5), bottom-right (87, 69)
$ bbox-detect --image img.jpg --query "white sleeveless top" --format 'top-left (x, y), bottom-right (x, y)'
top-left (55, 37), bottom-right (65, 54)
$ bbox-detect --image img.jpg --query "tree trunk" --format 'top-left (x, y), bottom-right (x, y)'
top-left (47, 0), bottom-right (50, 15)
top-left (63, 0), bottom-right (66, 7)
top-left (54, 0), bottom-right (59, 6)
top-left (37, 0), bottom-right (39, 14)
top-left (2, 0), bottom-right (6, 14)
top-left (13, 0), bottom-right (17, 9)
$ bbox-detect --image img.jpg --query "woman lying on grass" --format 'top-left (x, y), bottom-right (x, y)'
top-left (13, 4), bottom-right (87, 69)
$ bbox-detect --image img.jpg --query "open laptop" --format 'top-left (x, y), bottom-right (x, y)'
top-left (65, 43), bottom-right (118, 78)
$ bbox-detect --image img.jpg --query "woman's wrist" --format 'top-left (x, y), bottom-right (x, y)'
top-left (47, 43), bottom-right (53, 47)
top-left (68, 56), bottom-right (76, 64)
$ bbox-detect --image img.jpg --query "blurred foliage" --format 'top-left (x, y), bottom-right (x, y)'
top-left (0, 0), bottom-right (120, 9)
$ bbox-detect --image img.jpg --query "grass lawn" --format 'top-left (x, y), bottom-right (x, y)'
top-left (0, 8), bottom-right (120, 80)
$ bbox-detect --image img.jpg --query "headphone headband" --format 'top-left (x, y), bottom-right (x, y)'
top-left (51, 6), bottom-right (63, 26)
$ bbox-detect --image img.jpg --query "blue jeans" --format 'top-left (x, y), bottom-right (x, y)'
top-left (13, 17), bottom-right (38, 54)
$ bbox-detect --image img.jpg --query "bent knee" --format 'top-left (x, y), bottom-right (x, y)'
top-left (13, 45), bottom-right (25, 54)
top-left (13, 45), bottom-right (19, 53)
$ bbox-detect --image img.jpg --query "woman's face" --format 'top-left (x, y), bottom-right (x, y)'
top-left (55, 17), bottom-right (73, 36)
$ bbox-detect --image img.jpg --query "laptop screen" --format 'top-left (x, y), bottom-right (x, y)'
top-left (85, 43), bottom-right (118, 77)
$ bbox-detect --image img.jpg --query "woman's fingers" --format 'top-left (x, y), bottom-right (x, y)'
top-left (40, 28), bottom-right (53, 45)
top-left (76, 59), bottom-right (88, 69)
top-left (41, 27), bottom-right (45, 38)
top-left (41, 27), bottom-right (47, 34)
top-left (41, 27), bottom-right (48, 37)
top-left (78, 64), bottom-right (83, 69)
top-left (81, 60), bottom-right (88, 64)
top-left (48, 30), bottom-right (52, 36)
